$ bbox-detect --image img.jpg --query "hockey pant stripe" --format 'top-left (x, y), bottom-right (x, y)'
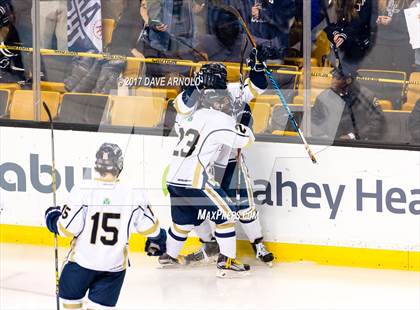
top-left (214, 231), bottom-right (236, 238)
top-left (204, 185), bottom-right (235, 223)
top-left (168, 228), bottom-right (188, 242)
top-left (240, 158), bottom-right (256, 210)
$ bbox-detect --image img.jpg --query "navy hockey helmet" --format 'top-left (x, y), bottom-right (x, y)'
top-left (95, 143), bottom-right (124, 176)
top-left (199, 63), bottom-right (227, 86)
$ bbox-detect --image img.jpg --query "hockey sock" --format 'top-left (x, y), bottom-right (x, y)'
top-left (214, 223), bottom-right (236, 258)
top-left (62, 299), bottom-right (83, 310)
top-left (167, 223), bottom-right (193, 258)
top-left (194, 221), bottom-right (214, 242)
top-left (239, 208), bottom-right (263, 243)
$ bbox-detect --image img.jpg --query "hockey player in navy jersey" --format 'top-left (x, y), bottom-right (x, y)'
top-left (45, 143), bottom-right (166, 309)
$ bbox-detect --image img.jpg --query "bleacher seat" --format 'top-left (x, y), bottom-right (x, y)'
top-left (264, 64), bottom-right (299, 103)
top-left (382, 110), bottom-right (411, 143)
top-left (9, 90), bottom-right (60, 121)
top-left (403, 72), bottom-right (420, 111)
top-left (269, 104), bottom-right (304, 133)
top-left (124, 58), bottom-right (143, 78)
top-left (293, 66), bottom-right (332, 105)
top-left (250, 102), bottom-right (271, 134)
top-left (42, 56), bottom-right (73, 83)
top-left (0, 89), bottom-right (10, 117)
top-left (252, 95), bottom-right (280, 106)
top-left (197, 61), bottom-right (245, 83)
top-left (312, 32), bottom-right (331, 67)
top-left (145, 59), bottom-right (195, 79)
top-left (102, 19), bottom-right (116, 47)
top-left (284, 57), bottom-right (318, 68)
top-left (377, 100), bottom-right (393, 111)
top-left (110, 96), bottom-right (166, 128)
top-left (224, 62), bottom-right (241, 82)
top-left (57, 93), bottom-right (110, 124)
top-left (272, 130), bottom-right (298, 137)
top-left (0, 83), bottom-right (20, 93)
top-left (357, 69), bottom-right (406, 109)
top-left (41, 81), bottom-right (66, 93)
top-left (136, 87), bottom-right (178, 100)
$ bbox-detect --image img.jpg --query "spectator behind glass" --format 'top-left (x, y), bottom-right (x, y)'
top-left (195, 7), bottom-right (247, 62)
top-left (39, 0), bottom-right (67, 51)
top-left (146, 0), bottom-right (197, 60)
top-left (311, 68), bottom-right (385, 141)
top-left (365, 0), bottom-right (415, 72)
top-left (0, 2), bottom-right (26, 83)
top-left (223, 0), bottom-right (295, 62)
top-left (65, 0), bottom-right (146, 94)
top-left (324, 0), bottom-right (377, 74)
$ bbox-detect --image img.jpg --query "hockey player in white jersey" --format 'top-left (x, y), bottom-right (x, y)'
top-left (171, 46), bottom-right (274, 266)
top-left (162, 79), bottom-right (256, 277)
top-left (45, 143), bottom-right (166, 309)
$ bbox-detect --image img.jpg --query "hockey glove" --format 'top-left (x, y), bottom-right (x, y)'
top-left (145, 228), bottom-right (167, 256)
top-left (45, 206), bottom-right (61, 234)
top-left (247, 45), bottom-right (270, 72)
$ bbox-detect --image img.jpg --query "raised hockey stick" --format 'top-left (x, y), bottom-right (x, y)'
top-left (223, 5), bottom-right (317, 164)
top-left (43, 102), bottom-right (60, 310)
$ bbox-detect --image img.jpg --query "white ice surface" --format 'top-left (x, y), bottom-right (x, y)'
top-left (0, 244), bottom-right (419, 310)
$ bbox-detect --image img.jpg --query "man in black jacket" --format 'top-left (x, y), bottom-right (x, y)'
top-left (217, 0), bottom-right (294, 61)
top-left (312, 68), bottom-right (386, 141)
top-left (324, 0), bottom-right (378, 73)
top-left (0, 2), bottom-right (25, 83)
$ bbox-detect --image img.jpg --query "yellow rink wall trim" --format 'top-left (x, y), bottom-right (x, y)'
top-left (1, 224), bottom-right (418, 271)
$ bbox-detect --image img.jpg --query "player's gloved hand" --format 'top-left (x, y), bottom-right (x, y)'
top-left (236, 103), bottom-right (253, 128)
top-left (145, 229), bottom-right (167, 256)
top-left (45, 206), bottom-right (61, 234)
top-left (247, 45), bottom-right (270, 72)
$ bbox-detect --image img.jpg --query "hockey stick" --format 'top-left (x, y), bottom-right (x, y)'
top-left (43, 102), bottom-right (60, 310)
top-left (223, 5), bottom-right (317, 164)
top-left (236, 36), bottom-right (248, 208)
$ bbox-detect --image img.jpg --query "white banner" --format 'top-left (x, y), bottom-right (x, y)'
top-left (0, 127), bottom-right (419, 252)
top-left (67, 0), bottom-right (103, 52)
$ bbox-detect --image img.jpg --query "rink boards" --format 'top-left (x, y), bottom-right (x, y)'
top-left (0, 126), bottom-right (419, 271)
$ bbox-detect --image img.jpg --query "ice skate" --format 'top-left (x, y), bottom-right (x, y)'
top-left (158, 253), bottom-right (184, 268)
top-left (252, 238), bottom-right (274, 267)
top-left (216, 254), bottom-right (250, 278)
top-left (184, 238), bottom-right (220, 266)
